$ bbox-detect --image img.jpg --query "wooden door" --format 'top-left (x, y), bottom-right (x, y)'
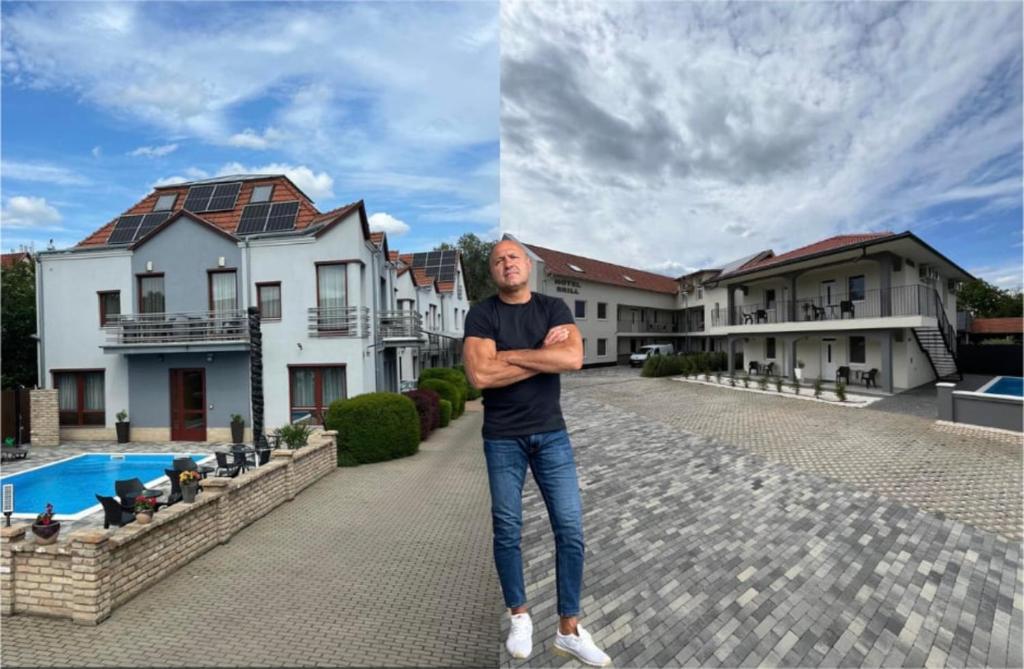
top-left (170, 369), bottom-right (206, 441)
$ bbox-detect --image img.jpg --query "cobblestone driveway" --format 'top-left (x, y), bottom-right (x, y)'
top-left (503, 369), bottom-right (1022, 668)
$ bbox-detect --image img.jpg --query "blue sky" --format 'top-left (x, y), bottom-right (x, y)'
top-left (501, 2), bottom-right (1024, 290)
top-left (1, 1), bottom-right (499, 255)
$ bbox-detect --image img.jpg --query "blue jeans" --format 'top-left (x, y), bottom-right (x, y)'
top-left (483, 429), bottom-right (584, 617)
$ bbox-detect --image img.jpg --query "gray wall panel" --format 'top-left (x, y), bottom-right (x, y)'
top-left (127, 352), bottom-right (250, 429)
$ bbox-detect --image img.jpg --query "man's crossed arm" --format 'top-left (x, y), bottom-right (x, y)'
top-left (463, 325), bottom-right (584, 390)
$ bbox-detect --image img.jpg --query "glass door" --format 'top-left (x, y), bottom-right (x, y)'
top-left (170, 369), bottom-right (206, 441)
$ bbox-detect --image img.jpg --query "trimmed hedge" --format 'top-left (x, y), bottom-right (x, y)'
top-left (418, 375), bottom-right (464, 418)
top-left (403, 388), bottom-right (441, 440)
top-left (325, 392), bottom-right (420, 466)
top-left (438, 399), bottom-right (452, 427)
top-left (642, 351), bottom-right (728, 378)
top-left (419, 367), bottom-right (471, 412)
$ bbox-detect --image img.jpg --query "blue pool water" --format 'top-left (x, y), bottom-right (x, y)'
top-left (1, 453), bottom-right (209, 518)
top-left (983, 376), bottom-right (1024, 397)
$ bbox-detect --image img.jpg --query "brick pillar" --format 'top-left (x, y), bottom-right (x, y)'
top-left (0, 524), bottom-right (28, 616)
top-left (68, 530), bottom-right (112, 625)
top-left (29, 389), bottom-right (59, 446)
top-left (272, 450), bottom-right (297, 501)
top-left (200, 478), bottom-right (234, 545)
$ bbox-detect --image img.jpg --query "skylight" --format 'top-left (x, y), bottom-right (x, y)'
top-left (153, 194), bottom-right (176, 211)
top-left (623, 275), bottom-right (636, 282)
top-left (250, 185), bottom-right (273, 203)
top-left (568, 263), bottom-right (585, 273)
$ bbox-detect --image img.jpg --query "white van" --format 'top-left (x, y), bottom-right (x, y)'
top-left (629, 344), bottom-right (674, 367)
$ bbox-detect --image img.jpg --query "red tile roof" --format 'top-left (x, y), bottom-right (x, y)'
top-left (721, 233), bottom-right (897, 277)
top-left (970, 317), bottom-right (1023, 335)
top-left (388, 251), bottom-right (400, 262)
top-left (524, 244), bottom-right (679, 295)
top-left (411, 268), bottom-right (434, 288)
top-left (1, 252), bottom-right (31, 269)
top-left (370, 232), bottom-right (385, 246)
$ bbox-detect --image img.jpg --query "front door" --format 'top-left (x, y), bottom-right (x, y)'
top-left (821, 280), bottom-right (837, 318)
top-left (170, 369), bottom-right (206, 441)
top-left (821, 338), bottom-right (837, 380)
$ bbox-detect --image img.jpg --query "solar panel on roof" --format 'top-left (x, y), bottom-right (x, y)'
top-left (265, 201), bottom-right (299, 232)
top-left (107, 215), bottom-right (144, 244)
top-left (183, 185), bottom-right (215, 212)
top-left (135, 212), bottom-right (172, 240)
top-left (206, 183), bottom-right (241, 211)
top-left (237, 204), bottom-right (271, 234)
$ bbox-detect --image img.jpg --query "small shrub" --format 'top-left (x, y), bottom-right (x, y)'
top-left (791, 379), bottom-right (801, 395)
top-left (439, 399), bottom-right (452, 427)
top-left (758, 375), bottom-right (769, 391)
top-left (836, 380), bottom-right (847, 402)
top-left (418, 378), bottom-right (463, 418)
top-left (774, 376), bottom-right (783, 393)
top-left (813, 377), bottom-right (823, 399)
top-left (325, 392), bottom-right (420, 466)
top-left (715, 371), bottom-right (722, 384)
top-left (743, 374), bottom-right (750, 388)
top-left (403, 389), bottom-right (441, 440)
top-left (278, 423), bottom-right (312, 449)
top-left (419, 368), bottom-right (467, 416)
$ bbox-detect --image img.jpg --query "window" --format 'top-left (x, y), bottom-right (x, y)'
top-left (98, 291), bottom-right (120, 326)
top-left (575, 300), bottom-right (586, 319)
top-left (582, 338), bottom-right (587, 356)
top-left (208, 270), bottom-right (238, 313)
top-left (597, 302), bottom-right (607, 320)
top-left (597, 338), bottom-right (607, 356)
top-left (257, 283), bottom-right (282, 320)
top-left (697, 286), bottom-right (703, 299)
top-left (137, 274), bottom-right (165, 314)
top-left (568, 264), bottom-right (584, 273)
top-left (848, 275), bottom-right (865, 302)
top-left (623, 275), bottom-right (635, 283)
top-left (765, 289), bottom-right (776, 308)
top-left (850, 336), bottom-right (866, 364)
top-left (766, 337), bottom-right (776, 360)
top-left (250, 185), bottom-right (273, 203)
top-left (289, 366), bottom-right (346, 423)
top-left (53, 370), bottom-right (104, 426)
top-left (316, 263), bottom-right (347, 331)
top-left (153, 194), bottom-right (176, 211)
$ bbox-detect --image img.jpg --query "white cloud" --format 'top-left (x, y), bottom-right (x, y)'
top-left (91, 146), bottom-right (102, 158)
top-left (150, 167), bottom-right (210, 189)
top-left (1, 161), bottom-right (90, 186)
top-left (216, 162), bottom-right (334, 200)
top-left (971, 263), bottom-right (1024, 291)
top-left (368, 212), bottom-right (410, 236)
top-left (129, 143), bottom-right (178, 158)
top-left (227, 127), bottom-right (285, 150)
top-left (1, 196), bottom-right (62, 229)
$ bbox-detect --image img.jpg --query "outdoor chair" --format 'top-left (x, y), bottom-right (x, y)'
top-left (95, 494), bottom-right (135, 529)
top-left (256, 446), bottom-right (272, 466)
top-left (811, 305), bottom-right (826, 320)
top-left (230, 445), bottom-right (254, 471)
top-left (836, 366), bottom-right (851, 385)
top-left (748, 361), bottom-right (760, 375)
top-left (754, 309), bottom-right (768, 323)
top-left (1, 442), bottom-right (29, 461)
top-left (115, 478), bottom-right (146, 514)
top-left (174, 457), bottom-right (212, 479)
top-left (164, 468), bottom-right (184, 505)
top-left (762, 362), bottom-right (775, 376)
top-left (214, 451), bottom-right (242, 478)
top-left (863, 368), bottom-right (879, 388)
top-left (840, 300), bottom-right (855, 319)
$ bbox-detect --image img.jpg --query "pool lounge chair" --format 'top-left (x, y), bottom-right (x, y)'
top-left (95, 494), bottom-right (135, 529)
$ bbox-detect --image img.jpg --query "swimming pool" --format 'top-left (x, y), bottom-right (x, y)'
top-left (978, 376), bottom-right (1024, 398)
top-left (1, 453), bottom-right (213, 520)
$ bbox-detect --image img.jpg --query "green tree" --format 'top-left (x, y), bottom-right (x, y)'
top-left (1, 258), bottom-right (38, 388)
top-left (434, 233), bottom-right (497, 304)
top-left (957, 279), bottom-right (1024, 318)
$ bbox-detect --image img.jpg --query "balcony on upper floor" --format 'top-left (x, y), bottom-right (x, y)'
top-left (377, 310), bottom-right (424, 346)
top-left (307, 306), bottom-right (370, 338)
top-left (102, 309), bottom-right (250, 354)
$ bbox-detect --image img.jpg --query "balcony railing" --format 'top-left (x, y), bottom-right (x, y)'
top-left (711, 284), bottom-right (942, 327)
top-left (616, 320), bottom-right (705, 333)
top-left (307, 306), bottom-right (370, 338)
top-left (105, 309), bottom-right (249, 345)
top-left (377, 310), bottom-right (423, 339)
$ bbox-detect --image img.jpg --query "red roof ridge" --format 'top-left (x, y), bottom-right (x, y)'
top-left (524, 243), bottom-right (679, 295)
top-left (724, 232), bottom-right (898, 276)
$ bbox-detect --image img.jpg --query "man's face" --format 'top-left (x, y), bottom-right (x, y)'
top-left (490, 241), bottom-right (531, 291)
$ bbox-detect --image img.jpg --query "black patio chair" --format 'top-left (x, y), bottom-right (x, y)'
top-left (174, 456), bottom-right (213, 479)
top-left (840, 300), bottom-right (855, 319)
top-left (754, 309), bottom-right (768, 323)
top-left (748, 361), bottom-right (760, 375)
top-left (256, 446), bottom-right (272, 466)
top-left (836, 366), bottom-right (851, 385)
top-left (230, 445), bottom-right (254, 471)
top-left (811, 305), bottom-right (826, 320)
top-left (863, 368), bottom-right (879, 388)
top-left (115, 478), bottom-right (146, 514)
top-left (763, 362), bottom-right (775, 376)
top-left (95, 494), bottom-right (134, 529)
top-left (214, 451), bottom-right (242, 478)
top-left (164, 468), bottom-right (184, 505)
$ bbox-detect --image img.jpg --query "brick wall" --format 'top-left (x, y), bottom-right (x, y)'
top-left (0, 431), bottom-right (337, 624)
top-left (29, 389), bottom-right (59, 446)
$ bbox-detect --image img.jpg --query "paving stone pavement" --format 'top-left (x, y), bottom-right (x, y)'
top-left (1, 407), bottom-right (501, 668)
top-left (501, 380), bottom-right (1024, 668)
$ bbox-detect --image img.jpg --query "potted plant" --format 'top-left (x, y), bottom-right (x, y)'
top-left (134, 495), bottom-right (158, 524)
top-left (278, 423), bottom-right (313, 449)
top-left (179, 470), bottom-right (202, 503)
top-left (795, 360), bottom-right (805, 382)
top-left (32, 503), bottom-right (61, 545)
top-left (115, 410), bottom-right (130, 444)
top-left (230, 413), bottom-right (245, 445)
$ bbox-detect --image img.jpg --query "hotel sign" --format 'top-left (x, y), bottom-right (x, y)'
top-left (554, 278), bottom-right (581, 295)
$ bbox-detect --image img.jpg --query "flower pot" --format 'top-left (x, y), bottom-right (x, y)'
top-left (181, 483), bottom-right (198, 504)
top-left (230, 421), bottom-right (245, 445)
top-left (116, 421), bottom-right (130, 444)
top-left (135, 512), bottom-right (152, 525)
top-left (31, 521), bottom-right (61, 545)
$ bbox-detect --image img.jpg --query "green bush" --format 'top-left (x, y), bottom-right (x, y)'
top-left (419, 368), bottom-right (467, 416)
top-left (439, 399), bottom-right (452, 427)
top-left (835, 380), bottom-right (846, 402)
top-left (641, 351), bottom-right (729, 378)
top-left (813, 377), bottom-right (823, 399)
top-left (774, 376), bottom-right (783, 393)
top-left (278, 423), bottom-right (312, 449)
top-left (418, 378), bottom-right (463, 418)
top-left (325, 392), bottom-right (420, 466)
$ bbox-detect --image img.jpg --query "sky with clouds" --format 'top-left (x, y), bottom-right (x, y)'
top-left (501, 1), bottom-right (1024, 290)
top-left (1, 1), bottom-right (498, 255)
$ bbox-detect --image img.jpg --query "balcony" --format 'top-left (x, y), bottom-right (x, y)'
top-left (307, 306), bottom-right (370, 338)
top-left (377, 310), bottom-right (424, 344)
top-left (103, 309), bottom-right (250, 354)
top-left (710, 284), bottom-right (942, 329)
top-left (616, 319), bottom-right (704, 334)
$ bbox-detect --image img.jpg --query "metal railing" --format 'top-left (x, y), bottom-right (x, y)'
top-left (307, 306), bottom-right (370, 338)
top-left (377, 310), bottom-right (423, 339)
top-left (710, 284), bottom-right (941, 327)
top-left (106, 309), bottom-right (249, 345)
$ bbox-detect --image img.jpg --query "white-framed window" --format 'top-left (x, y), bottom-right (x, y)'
top-left (850, 336), bottom-right (866, 364)
top-left (597, 302), bottom-right (607, 320)
top-left (250, 185), bottom-right (274, 203)
top-left (597, 338), bottom-right (607, 356)
top-left (575, 300), bottom-right (586, 319)
top-left (848, 275), bottom-right (866, 302)
top-left (153, 194), bottom-right (177, 211)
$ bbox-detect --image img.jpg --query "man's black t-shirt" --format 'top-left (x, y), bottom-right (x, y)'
top-left (464, 292), bottom-right (575, 439)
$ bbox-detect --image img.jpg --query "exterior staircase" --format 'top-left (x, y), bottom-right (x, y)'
top-left (912, 288), bottom-right (962, 381)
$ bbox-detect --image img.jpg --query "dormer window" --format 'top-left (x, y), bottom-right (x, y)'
top-left (250, 185), bottom-right (273, 203)
top-left (568, 264), bottom-right (584, 273)
top-left (153, 194), bottom-right (177, 211)
top-left (623, 275), bottom-right (635, 283)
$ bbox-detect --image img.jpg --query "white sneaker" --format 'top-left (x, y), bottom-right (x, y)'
top-left (553, 624), bottom-right (611, 667)
top-left (506, 612), bottom-right (533, 659)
